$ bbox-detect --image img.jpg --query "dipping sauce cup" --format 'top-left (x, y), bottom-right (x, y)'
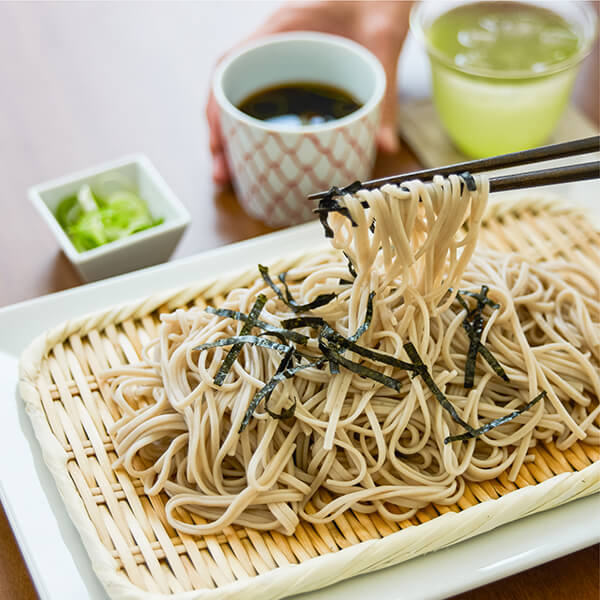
top-left (213, 32), bottom-right (385, 227)
top-left (410, 1), bottom-right (597, 158)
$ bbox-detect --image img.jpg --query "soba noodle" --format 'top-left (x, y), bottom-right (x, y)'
top-left (102, 175), bottom-right (600, 536)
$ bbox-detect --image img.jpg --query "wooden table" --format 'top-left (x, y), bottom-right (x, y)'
top-left (1, 3), bottom-right (598, 599)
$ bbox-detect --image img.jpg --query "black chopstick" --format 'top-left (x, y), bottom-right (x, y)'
top-left (489, 161), bottom-right (600, 192)
top-left (308, 136), bottom-right (600, 200)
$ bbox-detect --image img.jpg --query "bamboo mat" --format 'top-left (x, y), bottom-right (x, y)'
top-left (21, 198), bottom-right (600, 599)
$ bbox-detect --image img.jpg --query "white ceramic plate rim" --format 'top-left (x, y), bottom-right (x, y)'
top-left (1, 182), bottom-right (599, 600)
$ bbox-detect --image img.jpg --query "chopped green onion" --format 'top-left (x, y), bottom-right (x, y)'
top-left (54, 180), bottom-right (163, 252)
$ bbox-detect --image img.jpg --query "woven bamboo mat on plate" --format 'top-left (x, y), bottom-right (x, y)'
top-left (19, 197), bottom-right (600, 600)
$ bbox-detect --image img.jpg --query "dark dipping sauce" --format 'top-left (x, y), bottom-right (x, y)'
top-left (237, 82), bottom-right (362, 127)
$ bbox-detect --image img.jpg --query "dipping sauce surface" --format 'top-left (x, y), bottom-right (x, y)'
top-left (237, 82), bottom-right (362, 127)
top-left (427, 1), bottom-right (580, 76)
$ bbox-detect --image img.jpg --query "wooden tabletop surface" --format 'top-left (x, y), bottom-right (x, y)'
top-left (0, 2), bottom-right (598, 599)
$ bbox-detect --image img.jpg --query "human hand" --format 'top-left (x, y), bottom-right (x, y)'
top-left (206, 1), bottom-right (412, 184)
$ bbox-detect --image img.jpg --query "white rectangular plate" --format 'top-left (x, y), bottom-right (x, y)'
top-left (2, 177), bottom-right (599, 600)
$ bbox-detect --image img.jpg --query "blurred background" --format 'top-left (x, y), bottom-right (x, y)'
top-left (1, 1), bottom-right (596, 306)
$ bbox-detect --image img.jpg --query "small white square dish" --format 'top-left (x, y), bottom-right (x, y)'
top-left (29, 154), bottom-right (191, 282)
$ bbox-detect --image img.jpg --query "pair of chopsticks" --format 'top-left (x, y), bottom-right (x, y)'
top-left (308, 136), bottom-right (600, 200)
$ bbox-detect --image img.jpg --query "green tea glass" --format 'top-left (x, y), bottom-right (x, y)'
top-left (410, 1), bottom-right (597, 158)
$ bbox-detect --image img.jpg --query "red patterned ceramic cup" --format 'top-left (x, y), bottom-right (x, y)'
top-left (213, 32), bottom-right (386, 227)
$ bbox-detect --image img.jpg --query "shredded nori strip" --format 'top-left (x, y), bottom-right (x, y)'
top-left (320, 324), bottom-right (416, 372)
top-left (281, 293), bottom-right (375, 365)
top-left (445, 391), bottom-right (547, 443)
top-left (454, 287), bottom-right (510, 384)
top-left (340, 181), bottom-right (363, 195)
top-left (403, 342), bottom-right (476, 433)
top-left (258, 264), bottom-right (287, 302)
top-left (460, 171), bottom-right (477, 192)
top-left (319, 339), bottom-right (403, 392)
top-left (278, 271), bottom-right (337, 312)
top-left (239, 357), bottom-right (327, 432)
top-left (264, 348), bottom-right (297, 421)
top-left (464, 286), bottom-right (489, 389)
top-left (257, 331), bottom-right (304, 346)
top-left (258, 265), bottom-right (336, 313)
top-left (283, 292), bottom-right (374, 374)
top-left (326, 287), bottom-right (372, 373)
top-left (278, 272), bottom-right (295, 304)
top-left (195, 334), bottom-right (319, 364)
top-left (457, 289), bottom-right (499, 310)
top-left (348, 291), bottom-right (375, 342)
top-left (281, 316), bottom-right (328, 330)
top-left (313, 181), bottom-right (363, 238)
top-left (328, 349), bottom-right (340, 374)
top-left (454, 292), bottom-right (470, 313)
top-left (205, 306), bottom-right (309, 344)
top-left (343, 251), bottom-right (358, 279)
top-left (339, 252), bottom-right (358, 285)
top-left (369, 219), bottom-right (376, 234)
top-left (194, 335), bottom-right (294, 355)
top-left (464, 309), bottom-right (483, 388)
top-left (462, 320), bottom-right (510, 382)
top-left (257, 331), bottom-right (295, 345)
top-left (213, 295), bottom-right (266, 386)
top-left (265, 397), bottom-right (297, 421)
top-left (285, 293), bottom-right (372, 335)
top-left (314, 197), bottom-right (356, 238)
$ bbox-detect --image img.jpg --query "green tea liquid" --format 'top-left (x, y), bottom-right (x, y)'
top-left (425, 2), bottom-right (582, 157)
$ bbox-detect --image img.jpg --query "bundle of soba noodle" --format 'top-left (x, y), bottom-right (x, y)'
top-left (102, 174), bottom-right (600, 536)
